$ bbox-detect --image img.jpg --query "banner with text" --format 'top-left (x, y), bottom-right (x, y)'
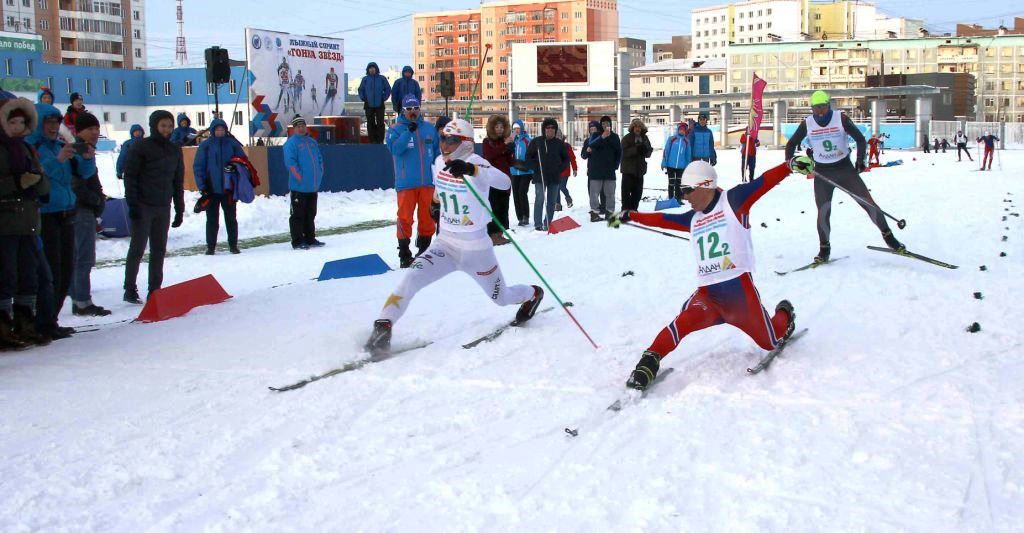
top-left (245, 28), bottom-right (345, 137)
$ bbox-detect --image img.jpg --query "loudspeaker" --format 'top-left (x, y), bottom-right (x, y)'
top-left (438, 71), bottom-right (455, 98)
top-left (205, 47), bottom-right (231, 84)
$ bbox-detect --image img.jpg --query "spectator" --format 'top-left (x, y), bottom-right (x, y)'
top-left (358, 62), bottom-right (391, 144)
top-left (0, 93), bottom-right (52, 349)
top-left (29, 103), bottom-right (78, 326)
top-left (556, 131), bottom-right (576, 211)
top-left (662, 122), bottom-right (692, 201)
top-left (940, 138), bottom-right (949, 153)
top-left (386, 95), bottom-right (439, 267)
top-left (63, 92), bottom-right (86, 137)
top-left (620, 118), bottom-right (653, 211)
top-left (390, 66), bottom-right (422, 115)
top-left (525, 118), bottom-right (570, 231)
top-left (435, 115), bottom-right (452, 133)
top-left (597, 116), bottom-right (622, 213)
top-left (283, 115), bottom-right (324, 250)
top-left (510, 120), bottom-right (532, 226)
top-left (116, 124), bottom-right (145, 179)
top-left (37, 87), bottom-right (54, 106)
top-left (68, 111), bottom-right (111, 317)
top-left (194, 117), bottom-right (246, 255)
top-left (689, 112), bottom-right (717, 165)
top-left (922, 134), bottom-right (931, 153)
top-left (581, 120), bottom-right (619, 221)
top-left (738, 129), bottom-right (761, 182)
top-left (933, 138), bottom-right (940, 153)
top-left (483, 114), bottom-right (514, 245)
top-left (122, 110), bottom-right (185, 303)
top-left (169, 113), bottom-right (197, 147)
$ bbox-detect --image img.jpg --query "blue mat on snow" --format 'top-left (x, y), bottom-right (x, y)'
top-left (655, 198), bottom-right (681, 210)
top-left (318, 254), bottom-right (392, 281)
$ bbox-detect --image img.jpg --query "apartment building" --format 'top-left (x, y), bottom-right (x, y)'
top-left (412, 0), bottom-right (618, 102)
top-left (652, 35), bottom-right (691, 61)
top-left (727, 34), bottom-right (1024, 121)
top-left (629, 58), bottom-right (727, 123)
top-left (1, 0), bottom-right (146, 69)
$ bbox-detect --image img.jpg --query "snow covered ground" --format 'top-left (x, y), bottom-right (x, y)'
top-left (2, 147), bottom-right (1022, 531)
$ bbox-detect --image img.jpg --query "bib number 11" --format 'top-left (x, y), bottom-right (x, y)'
top-left (697, 231), bottom-right (730, 260)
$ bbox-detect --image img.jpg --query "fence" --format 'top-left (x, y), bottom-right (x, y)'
top-left (931, 121), bottom-right (1023, 148)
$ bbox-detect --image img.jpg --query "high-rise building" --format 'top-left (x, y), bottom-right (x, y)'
top-left (652, 35), bottom-right (692, 62)
top-left (691, 0), bottom-right (922, 60)
top-left (957, 17), bottom-right (1024, 38)
top-left (412, 0), bottom-right (618, 102)
top-left (1, 0), bottom-right (146, 69)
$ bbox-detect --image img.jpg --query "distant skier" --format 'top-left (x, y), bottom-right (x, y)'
top-left (607, 158), bottom-right (805, 390)
top-left (321, 67), bottom-right (340, 116)
top-left (933, 138), bottom-right (940, 153)
top-left (364, 119), bottom-right (544, 354)
top-left (922, 135), bottom-right (930, 153)
top-left (976, 132), bottom-right (999, 171)
top-left (940, 138), bottom-right (949, 153)
top-left (275, 57), bottom-right (292, 113)
top-left (785, 90), bottom-right (903, 264)
top-left (867, 134), bottom-right (881, 166)
top-left (954, 130), bottom-right (973, 162)
top-left (292, 70), bottom-right (306, 114)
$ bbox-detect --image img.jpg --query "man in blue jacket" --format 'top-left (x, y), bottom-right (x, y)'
top-left (390, 66), bottom-right (422, 115)
top-left (358, 62), bottom-right (391, 144)
top-left (283, 115), bottom-right (324, 250)
top-left (509, 120), bottom-right (532, 226)
top-left (688, 112), bottom-right (717, 166)
top-left (661, 122), bottom-right (692, 200)
top-left (116, 124), bottom-right (145, 179)
top-left (386, 95), bottom-right (439, 267)
top-left (28, 103), bottom-right (78, 325)
top-left (169, 113), bottom-right (197, 147)
top-left (581, 120), bottom-right (620, 221)
top-left (194, 117), bottom-right (246, 255)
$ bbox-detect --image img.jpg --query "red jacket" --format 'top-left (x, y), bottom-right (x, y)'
top-left (560, 140), bottom-right (577, 178)
top-left (738, 133), bottom-right (759, 157)
top-left (482, 137), bottom-right (513, 176)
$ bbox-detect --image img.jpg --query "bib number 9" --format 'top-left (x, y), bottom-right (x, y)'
top-left (823, 140), bottom-right (835, 152)
top-left (697, 231), bottom-right (730, 260)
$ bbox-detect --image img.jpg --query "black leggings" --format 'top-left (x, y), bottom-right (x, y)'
top-left (511, 174), bottom-right (531, 223)
top-left (813, 161), bottom-right (892, 245)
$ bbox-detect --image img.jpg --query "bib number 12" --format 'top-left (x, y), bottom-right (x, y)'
top-left (697, 231), bottom-right (730, 260)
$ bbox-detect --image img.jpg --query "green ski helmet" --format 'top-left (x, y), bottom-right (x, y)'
top-left (810, 90), bottom-right (830, 106)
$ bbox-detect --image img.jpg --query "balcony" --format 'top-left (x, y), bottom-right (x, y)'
top-left (937, 54), bottom-right (978, 63)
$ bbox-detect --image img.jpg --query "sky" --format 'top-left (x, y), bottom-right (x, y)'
top-left (144, 0), bottom-right (1020, 76)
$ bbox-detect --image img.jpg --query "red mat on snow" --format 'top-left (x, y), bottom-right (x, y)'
top-left (136, 274), bottom-right (232, 323)
top-left (548, 216), bottom-right (581, 235)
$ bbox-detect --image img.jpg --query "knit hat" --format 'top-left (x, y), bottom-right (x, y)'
top-left (75, 111), bottom-right (100, 132)
top-left (70, 92), bottom-right (83, 103)
top-left (291, 115), bottom-right (306, 127)
top-left (810, 90), bottom-right (830, 106)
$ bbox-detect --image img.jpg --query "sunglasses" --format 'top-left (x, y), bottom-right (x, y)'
top-left (442, 134), bottom-right (471, 146)
top-left (404, 106), bottom-right (420, 111)
top-left (678, 186), bottom-right (696, 197)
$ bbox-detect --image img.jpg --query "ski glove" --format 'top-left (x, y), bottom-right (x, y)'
top-left (789, 155), bottom-right (815, 176)
top-left (18, 172), bottom-right (42, 190)
top-left (430, 200), bottom-right (440, 225)
top-left (171, 211), bottom-right (184, 228)
top-left (607, 210), bottom-right (632, 228)
top-left (407, 122), bottom-right (418, 133)
top-left (444, 160), bottom-right (475, 178)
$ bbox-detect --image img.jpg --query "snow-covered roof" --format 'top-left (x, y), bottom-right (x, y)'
top-left (631, 58), bottom-right (728, 74)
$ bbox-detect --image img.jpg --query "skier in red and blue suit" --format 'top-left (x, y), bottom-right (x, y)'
top-left (976, 132), bottom-right (999, 171)
top-left (607, 157), bottom-right (813, 389)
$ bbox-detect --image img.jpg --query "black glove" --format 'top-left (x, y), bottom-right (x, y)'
top-left (430, 200), bottom-right (440, 224)
top-left (407, 122), bottom-right (418, 133)
top-left (171, 211), bottom-right (184, 228)
top-left (710, 157), bottom-right (717, 166)
top-left (444, 159), bottom-right (475, 178)
top-left (856, 160), bottom-right (867, 172)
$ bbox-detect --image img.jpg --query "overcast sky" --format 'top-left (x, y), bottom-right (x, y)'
top-left (144, 0), bottom-right (1019, 75)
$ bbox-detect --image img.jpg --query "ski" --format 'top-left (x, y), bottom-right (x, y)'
top-left (461, 302), bottom-right (572, 349)
top-left (73, 318), bottom-right (132, 333)
top-left (564, 368), bottom-right (676, 438)
top-left (747, 328), bottom-right (808, 374)
top-left (774, 256), bottom-right (849, 276)
top-left (268, 341), bottom-right (433, 392)
top-left (866, 246), bottom-right (959, 269)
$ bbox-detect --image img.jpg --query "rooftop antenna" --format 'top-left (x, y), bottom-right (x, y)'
top-left (175, 0), bottom-right (188, 66)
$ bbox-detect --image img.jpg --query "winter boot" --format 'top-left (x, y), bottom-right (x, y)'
top-left (398, 238), bottom-right (414, 268)
top-left (590, 211), bottom-right (602, 223)
top-left (47, 325), bottom-right (75, 340)
top-left (0, 310), bottom-right (30, 351)
top-left (814, 243), bottom-right (830, 263)
top-left (73, 303), bottom-right (112, 317)
top-left (555, 203), bottom-right (562, 212)
top-left (308, 239), bottom-right (326, 247)
top-left (13, 305), bottom-right (50, 347)
top-left (124, 288), bottom-right (143, 305)
top-left (882, 231), bottom-right (905, 252)
top-left (518, 217), bottom-right (530, 227)
top-left (490, 233), bottom-right (510, 246)
top-left (365, 319), bottom-right (392, 354)
top-left (514, 286), bottom-right (544, 324)
top-left (230, 245), bottom-right (241, 254)
top-left (776, 300), bottom-right (796, 341)
top-left (205, 246), bottom-right (216, 255)
top-left (626, 351), bottom-right (662, 390)
top-left (415, 235), bottom-right (432, 257)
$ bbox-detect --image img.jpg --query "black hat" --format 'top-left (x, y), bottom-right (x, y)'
top-left (75, 111), bottom-right (100, 132)
top-left (70, 92), bottom-right (83, 103)
top-left (291, 115), bottom-right (306, 127)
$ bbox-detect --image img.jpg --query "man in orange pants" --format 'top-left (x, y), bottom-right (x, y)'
top-left (386, 95), bottom-right (440, 267)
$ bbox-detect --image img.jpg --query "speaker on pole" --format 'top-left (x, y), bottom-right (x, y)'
top-left (438, 71), bottom-right (455, 98)
top-left (205, 46), bottom-right (231, 84)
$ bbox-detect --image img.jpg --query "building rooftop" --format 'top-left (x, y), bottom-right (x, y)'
top-left (631, 57), bottom-right (727, 74)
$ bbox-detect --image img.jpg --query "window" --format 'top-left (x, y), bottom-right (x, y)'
top-left (163, 81), bottom-right (171, 96)
top-left (120, 80), bottom-right (126, 95)
top-left (65, 77), bottom-right (72, 94)
top-left (229, 79), bottom-right (237, 94)
top-left (40, 19), bottom-right (48, 30)
top-left (102, 80), bottom-right (108, 95)
top-left (25, 59), bottom-right (32, 77)
top-left (149, 81), bottom-right (156, 96)
top-left (38, 0), bottom-right (47, 8)
top-left (133, 10), bottom-right (139, 21)
top-left (22, 0), bottom-right (29, 6)
top-left (118, 112), bottom-right (126, 123)
top-left (207, 82), bottom-right (215, 95)
top-left (185, 80), bottom-right (193, 96)
top-left (134, 48), bottom-right (141, 58)
top-left (233, 110), bottom-right (243, 126)
top-left (3, 58), bottom-right (11, 76)
top-left (197, 112), bottom-right (206, 127)
top-left (133, 29), bottom-right (140, 39)
top-left (84, 79), bottom-right (91, 95)
top-left (102, 112), bottom-right (110, 122)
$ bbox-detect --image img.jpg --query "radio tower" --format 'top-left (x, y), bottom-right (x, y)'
top-left (175, 0), bottom-right (188, 65)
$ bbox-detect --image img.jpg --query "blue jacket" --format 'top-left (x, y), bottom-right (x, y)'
top-left (661, 132), bottom-right (692, 170)
top-left (194, 118), bottom-right (246, 194)
top-left (688, 123), bottom-right (717, 163)
top-left (28, 104), bottom-right (76, 213)
top-left (358, 62), bottom-right (391, 109)
top-left (116, 124), bottom-right (145, 178)
top-left (169, 113), bottom-right (197, 146)
top-left (510, 120), bottom-right (532, 176)
top-left (386, 113), bottom-right (439, 191)
top-left (283, 133), bottom-right (324, 193)
top-left (390, 66), bottom-right (422, 111)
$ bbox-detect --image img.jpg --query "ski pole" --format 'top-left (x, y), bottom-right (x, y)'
top-left (624, 221), bottom-right (689, 241)
top-left (811, 170), bottom-right (907, 230)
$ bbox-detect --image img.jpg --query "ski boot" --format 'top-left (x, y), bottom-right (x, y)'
top-left (124, 288), bottom-right (143, 305)
top-left (0, 310), bottom-right (30, 351)
top-left (626, 350), bottom-right (661, 390)
top-left (589, 211), bottom-right (602, 223)
top-left (776, 300), bottom-right (796, 341)
top-left (514, 286), bottom-right (544, 324)
top-left (365, 319), bottom-right (392, 354)
top-left (882, 231), bottom-right (905, 253)
top-left (398, 238), bottom-right (414, 268)
top-left (814, 243), bottom-right (830, 264)
top-left (415, 235), bottom-right (432, 257)
top-left (13, 305), bottom-right (51, 347)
